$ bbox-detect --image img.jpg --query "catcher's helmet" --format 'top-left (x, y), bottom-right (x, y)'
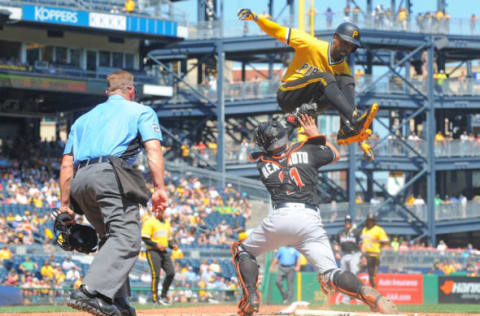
top-left (335, 22), bottom-right (361, 48)
top-left (254, 119), bottom-right (288, 153)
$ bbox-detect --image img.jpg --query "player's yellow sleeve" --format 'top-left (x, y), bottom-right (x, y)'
top-left (287, 28), bottom-right (319, 49)
top-left (168, 222), bottom-right (172, 238)
top-left (377, 227), bottom-right (388, 242)
top-left (255, 15), bottom-right (288, 43)
top-left (141, 219), bottom-right (152, 239)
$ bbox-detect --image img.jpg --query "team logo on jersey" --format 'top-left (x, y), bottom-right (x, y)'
top-left (352, 30), bottom-right (359, 38)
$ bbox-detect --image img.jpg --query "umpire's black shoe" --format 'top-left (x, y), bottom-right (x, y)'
top-left (114, 297), bottom-right (136, 316)
top-left (68, 285), bottom-right (121, 316)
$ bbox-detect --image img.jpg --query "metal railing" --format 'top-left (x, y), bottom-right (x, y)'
top-left (317, 201), bottom-right (480, 223)
top-left (181, 15), bottom-right (480, 40)
top-left (170, 76), bottom-right (480, 105)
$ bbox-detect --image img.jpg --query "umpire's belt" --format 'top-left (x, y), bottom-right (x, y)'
top-left (274, 202), bottom-right (318, 212)
top-left (76, 156), bottom-right (110, 170)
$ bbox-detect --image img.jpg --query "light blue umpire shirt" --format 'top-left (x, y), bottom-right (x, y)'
top-left (276, 246), bottom-right (301, 267)
top-left (64, 94), bottom-right (162, 165)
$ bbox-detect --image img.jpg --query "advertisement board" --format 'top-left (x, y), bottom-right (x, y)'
top-left (22, 4), bottom-right (89, 27)
top-left (328, 273), bottom-right (423, 305)
top-left (439, 276), bottom-right (480, 304)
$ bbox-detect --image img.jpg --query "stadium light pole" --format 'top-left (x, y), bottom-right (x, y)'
top-left (426, 37), bottom-right (436, 246)
top-left (216, 0), bottom-right (226, 181)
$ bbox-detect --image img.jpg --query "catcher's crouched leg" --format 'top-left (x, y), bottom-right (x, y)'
top-left (318, 270), bottom-right (398, 314)
top-left (231, 242), bottom-right (260, 316)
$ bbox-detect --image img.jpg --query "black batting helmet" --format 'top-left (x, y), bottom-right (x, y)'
top-left (254, 119), bottom-right (288, 153)
top-left (335, 22), bottom-right (361, 48)
top-left (345, 215), bottom-right (352, 223)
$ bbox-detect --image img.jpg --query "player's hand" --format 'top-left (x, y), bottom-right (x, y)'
top-left (298, 114), bottom-right (320, 137)
top-left (152, 188), bottom-right (169, 212)
top-left (295, 266), bottom-right (301, 272)
top-left (238, 8), bottom-right (257, 21)
top-left (54, 207), bottom-right (76, 224)
top-left (157, 244), bottom-right (166, 251)
top-left (269, 266), bottom-right (275, 273)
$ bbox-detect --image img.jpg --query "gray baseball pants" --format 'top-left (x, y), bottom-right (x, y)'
top-left (340, 252), bottom-right (361, 304)
top-left (242, 204), bottom-right (338, 275)
top-left (70, 162), bottom-right (141, 300)
top-left (276, 265), bottom-right (296, 302)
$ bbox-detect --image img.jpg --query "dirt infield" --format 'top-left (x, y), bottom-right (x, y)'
top-left (2, 305), bottom-right (479, 316)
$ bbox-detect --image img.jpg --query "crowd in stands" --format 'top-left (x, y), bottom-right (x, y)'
top-left (0, 136), bottom-right (252, 302)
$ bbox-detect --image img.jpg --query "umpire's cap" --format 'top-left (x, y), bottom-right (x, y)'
top-left (345, 215), bottom-right (352, 223)
top-left (335, 22), bottom-right (361, 48)
top-left (254, 119), bottom-right (288, 153)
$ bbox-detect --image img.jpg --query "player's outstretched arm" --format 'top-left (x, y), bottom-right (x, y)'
top-left (238, 8), bottom-right (288, 43)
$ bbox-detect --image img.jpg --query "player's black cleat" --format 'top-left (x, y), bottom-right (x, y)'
top-left (68, 285), bottom-right (121, 316)
top-left (285, 103), bottom-right (318, 128)
top-left (359, 286), bottom-right (398, 314)
top-left (337, 103), bottom-right (378, 145)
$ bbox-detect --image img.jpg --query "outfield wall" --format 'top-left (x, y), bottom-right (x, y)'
top-left (262, 272), bottom-right (480, 305)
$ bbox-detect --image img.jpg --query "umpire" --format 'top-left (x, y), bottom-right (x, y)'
top-left (60, 70), bottom-right (168, 316)
top-left (269, 246), bottom-right (301, 304)
top-left (141, 207), bottom-right (176, 305)
top-left (337, 215), bottom-right (361, 304)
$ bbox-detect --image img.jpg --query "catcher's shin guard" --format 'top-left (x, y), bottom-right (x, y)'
top-left (231, 242), bottom-right (260, 315)
top-left (319, 270), bottom-right (398, 314)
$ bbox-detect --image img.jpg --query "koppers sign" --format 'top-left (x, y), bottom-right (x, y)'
top-left (439, 276), bottom-right (480, 303)
top-left (329, 274), bottom-right (423, 305)
top-left (22, 4), bottom-right (88, 26)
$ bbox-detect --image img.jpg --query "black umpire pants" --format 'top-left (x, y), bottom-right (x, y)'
top-left (275, 265), bottom-right (296, 303)
top-left (146, 249), bottom-right (175, 302)
top-left (276, 72), bottom-right (356, 121)
top-left (366, 255), bottom-right (380, 289)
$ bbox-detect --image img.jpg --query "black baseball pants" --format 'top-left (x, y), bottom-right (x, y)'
top-left (366, 255), bottom-right (379, 289)
top-left (146, 249), bottom-right (175, 302)
top-left (277, 73), bottom-right (356, 122)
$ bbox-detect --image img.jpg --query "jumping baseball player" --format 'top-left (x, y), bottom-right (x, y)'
top-left (337, 215), bottom-right (362, 304)
top-left (231, 115), bottom-right (397, 316)
top-left (238, 8), bottom-right (376, 160)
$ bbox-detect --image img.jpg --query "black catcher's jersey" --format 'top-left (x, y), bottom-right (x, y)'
top-left (337, 227), bottom-right (360, 254)
top-left (255, 136), bottom-right (335, 206)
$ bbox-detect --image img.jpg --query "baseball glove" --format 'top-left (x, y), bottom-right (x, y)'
top-left (52, 210), bottom-right (98, 254)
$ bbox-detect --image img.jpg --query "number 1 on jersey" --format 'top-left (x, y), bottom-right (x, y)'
top-left (279, 167), bottom-right (304, 187)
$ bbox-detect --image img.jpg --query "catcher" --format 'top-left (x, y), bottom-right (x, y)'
top-left (238, 8), bottom-right (375, 160)
top-left (231, 115), bottom-right (397, 316)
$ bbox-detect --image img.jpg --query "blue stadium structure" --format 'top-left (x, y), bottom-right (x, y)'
top-left (146, 0), bottom-right (480, 246)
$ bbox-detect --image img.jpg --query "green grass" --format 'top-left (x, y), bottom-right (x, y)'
top-left (1, 303), bottom-right (480, 314)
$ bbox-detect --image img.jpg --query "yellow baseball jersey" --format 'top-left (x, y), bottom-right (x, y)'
top-left (141, 216), bottom-right (171, 249)
top-left (361, 225), bottom-right (388, 256)
top-left (255, 16), bottom-right (352, 83)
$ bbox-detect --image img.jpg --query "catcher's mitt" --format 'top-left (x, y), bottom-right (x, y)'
top-left (52, 210), bottom-right (98, 254)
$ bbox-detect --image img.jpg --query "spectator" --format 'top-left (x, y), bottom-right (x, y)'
top-left (0, 246), bottom-right (12, 261)
top-left (325, 7), bottom-right (334, 29)
top-left (416, 13), bottom-right (424, 32)
top-left (437, 240), bottom-right (447, 255)
top-left (4, 268), bottom-right (19, 286)
top-left (62, 256), bottom-right (77, 272)
top-left (66, 266), bottom-right (81, 282)
top-left (352, 5), bottom-right (361, 24)
top-left (19, 257), bottom-right (38, 274)
top-left (343, 3), bottom-right (351, 22)
top-left (40, 260), bottom-right (55, 281)
top-left (470, 14), bottom-right (478, 34)
top-left (124, 0), bottom-right (135, 13)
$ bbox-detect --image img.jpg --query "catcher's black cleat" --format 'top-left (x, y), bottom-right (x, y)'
top-left (114, 297), bottom-right (136, 316)
top-left (337, 104), bottom-right (378, 145)
top-left (68, 285), bottom-right (121, 316)
top-left (359, 286), bottom-right (398, 314)
top-left (238, 289), bottom-right (260, 316)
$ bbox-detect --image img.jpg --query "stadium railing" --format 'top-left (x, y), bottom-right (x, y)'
top-left (170, 76), bottom-right (480, 105)
top-left (179, 14), bottom-right (478, 40)
top-left (316, 201), bottom-right (480, 223)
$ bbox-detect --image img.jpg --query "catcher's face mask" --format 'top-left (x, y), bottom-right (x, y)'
top-left (254, 119), bottom-right (288, 154)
